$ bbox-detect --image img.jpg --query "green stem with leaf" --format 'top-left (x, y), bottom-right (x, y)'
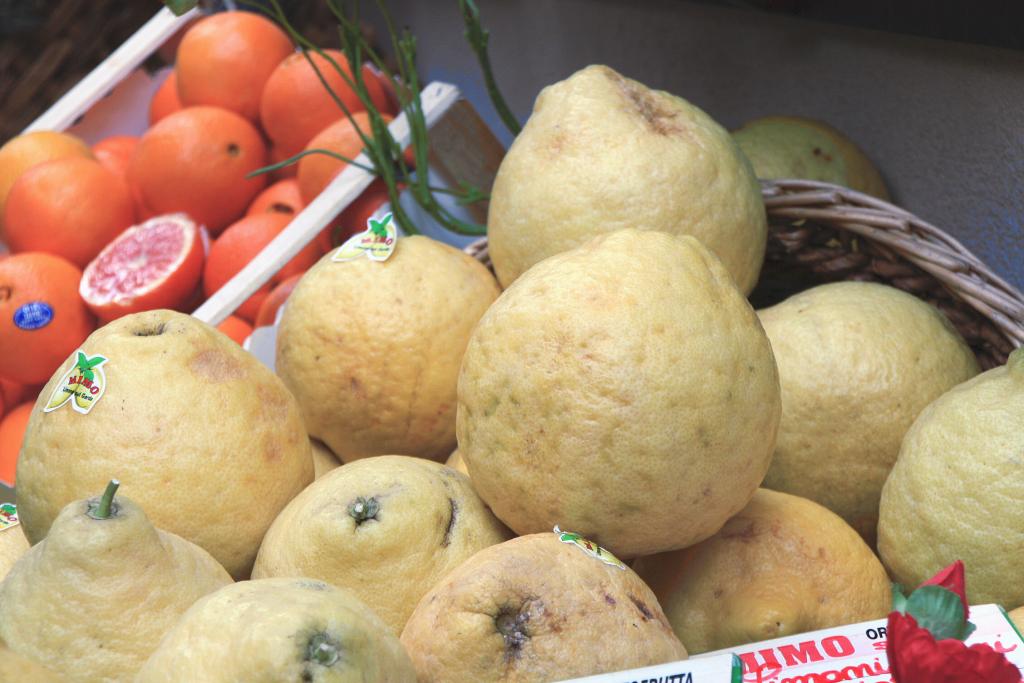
top-left (165, 0), bottom-right (502, 238)
top-left (457, 0), bottom-right (521, 136)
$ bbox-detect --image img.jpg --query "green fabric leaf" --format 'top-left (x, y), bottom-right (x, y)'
top-left (905, 585), bottom-right (973, 641)
top-left (891, 583), bottom-right (909, 614)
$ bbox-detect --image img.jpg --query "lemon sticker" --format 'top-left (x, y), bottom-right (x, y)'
top-left (0, 503), bottom-right (18, 531)
top-left (332, 212), bottom-right (397, 263)
top-left (44, 351), bottom-right (109, 415)
top-left (554, 526), bottom-right (627, 570)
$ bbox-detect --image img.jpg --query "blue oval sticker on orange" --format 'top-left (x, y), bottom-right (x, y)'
top-left (13, 301), bottom-right (53, 331)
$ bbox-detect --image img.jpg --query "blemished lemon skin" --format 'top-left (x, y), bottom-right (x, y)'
top-left (0, 644), bottom-right (64, 682)
top-left (878, 348), bottom-right (1024, 607)
top-left (633, 488), bottom-right (891, 654)
top-left (252, 455), bottom-right (512, 635)
top-left (15, 310), bottom-right (314, 579)
top-left (135, 577), bottom-right (417, 683)
top-left (400, 532), bottom-right (687, 682)
top-left (458, 229), bottom-right (781, 558)
top-left (732, 115), bottom-right (890, 200)
top-left (487, 65), bottom-right (766, 294)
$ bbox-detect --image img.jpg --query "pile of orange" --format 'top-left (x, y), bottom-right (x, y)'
top-left (0, 10), bottom-right (401, 482)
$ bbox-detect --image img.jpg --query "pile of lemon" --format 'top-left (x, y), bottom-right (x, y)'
top-left (1, 64), bottom-right (1020, 683)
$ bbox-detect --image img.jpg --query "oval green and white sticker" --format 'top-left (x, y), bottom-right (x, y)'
top-left (0, 503), bottom-right (19, 531)
top-left (332, 212), bottom-right (397, 263)
top-left (44, 350), bottom-right (109, 415)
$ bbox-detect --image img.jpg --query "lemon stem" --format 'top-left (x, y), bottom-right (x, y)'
top-left (347, 496), bottom-right (379, 524)
top-left (308, 634), bottom-right (340, 666)
top-left (88, 479), bottom-right (120, 520)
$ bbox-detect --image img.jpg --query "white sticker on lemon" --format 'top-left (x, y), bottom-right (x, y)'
top-left (0, 503), bottom-right (19, 531)
top-left (44, 351), bottom-right (109, 415)
top-left (332, 212), bottom-right (397, 263)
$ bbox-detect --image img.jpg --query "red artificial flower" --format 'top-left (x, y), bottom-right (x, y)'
top-left (920, 560), bottom-right (969, 619)
top-left (887, 612), bottom-right (1021, 683)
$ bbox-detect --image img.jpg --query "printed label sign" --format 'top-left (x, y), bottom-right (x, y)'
top-left (560, 652), bottom-right (742, 683)
top-left (13, 301), bottom-right (53, 330)
top-left (0, 503), bottom-right (18, 531)
top-left (554, 526), bottom-right (627, 570)
top-left (44, 351), bottom-right (109, 415)
top-left (699, 603), bottom-right (1024, 683)
top-left (332, 212), bottom-right (397, 262)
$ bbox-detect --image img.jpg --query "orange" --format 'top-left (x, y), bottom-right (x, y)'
top-left (297, 112), bottom-right (392, 203)
top-left (129, 106), bottom-right (268, 234)
top-left (149, 71), bottom-right (183, 125)
top-left (175, 11), bottom-right (293, 122)
top-left (246, 178), bottom-right (304, 218)
top-left (268, 142), bottom-right (299, 180)
top-left (217, 315), bottom-right (253, 346)
top-left (254, 273), bottom-right (302, 328)
top-left (368, 64), bottom-right (399, 116)
top-left (5, 157), bottom-right (136, 267)
top-left (203, 213), bottom-right (320, 322)
top-left (0, 131), bottom-right (93, 236)
top-left (259, 49), bottom-right (389, 158)
top-left (0, 379), bottom-right (31, 410)
top-left (92, 135), bottom-right (138, 181)
top-left (0, 253), bottom-right (95, 385)
top-left (0, 403), bottom-right (31, 486)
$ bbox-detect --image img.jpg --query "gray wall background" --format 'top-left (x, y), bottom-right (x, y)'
top-left (380, 0), bottom-right (1024, 288)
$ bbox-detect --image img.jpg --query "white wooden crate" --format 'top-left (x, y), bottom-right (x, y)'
top-left (4, 5), bottom-right (504, 501)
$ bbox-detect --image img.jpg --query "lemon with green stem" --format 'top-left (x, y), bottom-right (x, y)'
top-left (136, 577), bottom-right (416, 682)
top-left (0, 479), bottom-right (231, 682)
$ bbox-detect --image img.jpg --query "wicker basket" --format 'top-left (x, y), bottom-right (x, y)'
top-left (464, 179), bottom-right (1024, 371)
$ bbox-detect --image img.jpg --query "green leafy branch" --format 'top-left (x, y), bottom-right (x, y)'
top-left (161, 1), bottom-right (515, 239)
top-left (457, 0), bottom-right (521, 136)
top-left (258, 0), bottom-right (491, 236)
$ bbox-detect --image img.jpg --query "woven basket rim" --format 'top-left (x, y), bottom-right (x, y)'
top-left (463, 178), bottom-right (1024, 355)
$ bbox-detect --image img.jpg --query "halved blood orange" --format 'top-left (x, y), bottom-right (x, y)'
top-left (80, 213), bottom-right (206, 323)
